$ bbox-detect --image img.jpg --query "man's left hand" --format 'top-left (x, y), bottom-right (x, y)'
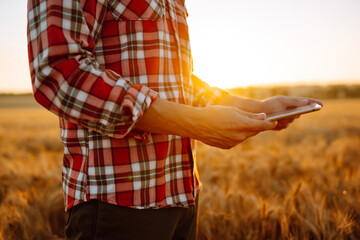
top-left (261, 96), bottom-right (323, 130)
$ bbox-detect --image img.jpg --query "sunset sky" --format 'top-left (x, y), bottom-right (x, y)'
top-left (1, 0), bottom-right (360, 92)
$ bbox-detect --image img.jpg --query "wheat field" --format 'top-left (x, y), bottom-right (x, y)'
top-left (0, 97), bottom-right (359, 239)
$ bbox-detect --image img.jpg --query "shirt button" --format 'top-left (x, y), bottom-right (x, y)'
top-left (120, 129), bottom-right (127, 135)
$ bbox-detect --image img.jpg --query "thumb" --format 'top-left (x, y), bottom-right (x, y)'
top-left (293, 98), bottom-right (309, 107)
top-left (281, 97), bottom-right (309, 108)
top-left (251, 113), bottom-right (266, 120)
top-left (236, 109), bottom-right (266, 120)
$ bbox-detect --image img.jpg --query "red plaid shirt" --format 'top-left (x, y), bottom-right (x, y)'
top-left (27, 0), bottom-right (227, 210)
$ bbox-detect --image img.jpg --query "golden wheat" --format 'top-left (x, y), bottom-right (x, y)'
top-left (0, 99), bottom-right (359, 239)
top-left (196, 99), bottom-right (360, 240)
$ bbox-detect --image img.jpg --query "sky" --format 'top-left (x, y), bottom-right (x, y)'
top-left (0, 0), bottom-right (360, 92)
top-left (187, 0), bottom-right (360, 88)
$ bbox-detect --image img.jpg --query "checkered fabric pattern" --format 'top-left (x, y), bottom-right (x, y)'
top-left (27, 0), bottom-right (228, 210)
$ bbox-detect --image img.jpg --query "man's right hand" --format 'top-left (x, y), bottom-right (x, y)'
top-left (136, 99), bottom-right (277, 149)
top-left (187, 105), bottom-right (277, 149)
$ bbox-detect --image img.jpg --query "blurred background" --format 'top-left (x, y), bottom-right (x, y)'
top-left (1, 0), bottom-right (360, 92)
top-left (0, 0), bottom-right (360, 239)
top-left (187, 0), bottom-right (360, 88)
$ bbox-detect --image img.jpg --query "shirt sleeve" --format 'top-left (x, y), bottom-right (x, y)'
top-left (191, 74), bottom-right (229, 107)
top-left (27, 0), bottom-right (158, 139)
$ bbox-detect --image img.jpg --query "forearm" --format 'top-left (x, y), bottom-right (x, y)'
top-left (135, 98), bottom-right (200, 138)
top-left (135, 98), bottom-right (277, 149)
top-left (216, 94), bottom-right (263, 113)
top-left (136, 94), bottom-right (265, 138)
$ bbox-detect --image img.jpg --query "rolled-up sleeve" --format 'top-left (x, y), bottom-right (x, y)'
top-left (27, 0), bottom-right (158, 138)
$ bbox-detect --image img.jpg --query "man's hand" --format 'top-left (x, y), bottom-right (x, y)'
top-left (188, 105), bottom-right (277, 149)
top-left (135, 99), bottom-right (277, 149)
top-left (216, 94), bottom-right (323, 131)
top-left (260, 96), bottom-right (324, 130)
top-left (135, 95), bottom-right (323, 149)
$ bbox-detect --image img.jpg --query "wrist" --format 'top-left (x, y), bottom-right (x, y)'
top-left (235, 97), bottom-right (263, 113)
top-left (249, 99), bottom-right (263, 113)
top-left (145, 98), bottom-right (204, 139)
top-left (258, 100), bottom-right (265, 113)
top-left (179, 105), bottom-right (204, 139)
top-left (217, 94), bottom-right (263, 113)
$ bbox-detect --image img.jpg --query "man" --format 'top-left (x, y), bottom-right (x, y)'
top-left (27, 0), bottom-right (322, 239)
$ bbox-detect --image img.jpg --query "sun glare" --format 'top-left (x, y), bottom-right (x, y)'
top-left (0, 0), bottom-right (360, 93)
top-left (186, 0), bottom-right (360, 89)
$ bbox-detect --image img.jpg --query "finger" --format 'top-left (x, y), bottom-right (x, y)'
top-left (275, 117), bottom-right (297, 129)
top-left (233, 109), bottom-right (277, 131)
top-left (307, 98), bottom-right (324, 106)
top-left (283, 96), bottom-right (323, 108)
top-left (251, 113), bottom-right (266, 120)
top-left (277, 117), bottom-right (296, 124)
top-left (274, 122), bottom-right (289, 131)
top-left (242, 118), bottom-right (278, 131)
top-left (234, 108), bottom-right (267, 120)
top-left (235, 108), bottom-right (264, 119)
top-left (280, 97), bottom-right (309, 108)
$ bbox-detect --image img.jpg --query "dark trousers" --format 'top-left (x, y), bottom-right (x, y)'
top-left (65, 196), bottom-right (199, 240)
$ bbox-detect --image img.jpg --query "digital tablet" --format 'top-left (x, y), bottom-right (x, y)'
top-left (266, 103), bottom-right (322, 121)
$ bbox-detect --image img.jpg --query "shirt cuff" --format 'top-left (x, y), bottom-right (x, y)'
top-left (111, 84), bottom-right (158, 140)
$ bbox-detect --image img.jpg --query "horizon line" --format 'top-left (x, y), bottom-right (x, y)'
top-left (2, 80), bottom-right (360, 95)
